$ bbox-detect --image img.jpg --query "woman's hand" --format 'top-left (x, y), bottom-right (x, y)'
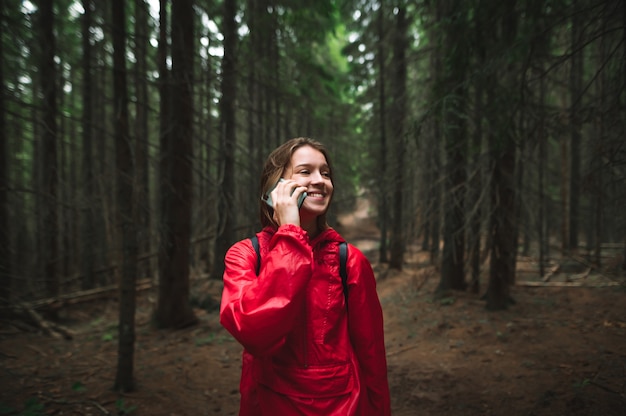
top-left (271, 179), bottom-right (307, 227)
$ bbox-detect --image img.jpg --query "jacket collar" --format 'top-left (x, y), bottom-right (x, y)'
top-left (262, 225), bottom-right (344, 246)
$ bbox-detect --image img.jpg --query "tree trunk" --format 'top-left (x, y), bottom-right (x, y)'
top-left (388, 5), bottom-right (408, 270)
top-left (486, 141), bottom-right (517, 310)
top-left (246, 0), bottom-right (259, 238)
top-left (569, 7), bottom-right (582, 252)
top-left (156, 0), bottom-right (172, 283)
top-left (212, 0), bottom-right (238, 279)
top-left (92, 3), bottom-right (111, 286)
top-left (134, 0), bottom-right (151, 279)
top-left (426, 2), bottom-right (442, 266)
top-left (485, 2), bottom-right (518, 310)
top-left (560, 137), bottom-right (569, 254)
top-left (376, 4), bottom-right (389, 264)
top-left (623, 2), bottom-right (626, 272)
top-left (155, 0), bottom-right (197, 328)
top-left (37, 0), bottom-right (59, 298)
top-left (81, 0), bottom-right (96, 290)
top-left (428, 132), bottom-right (442, 266)
top-left (196, 26), bottom-right (215, 271)
top-left (513, 137), bottom-right (524, 281)
top-left (70, 76), bottom-right (80, 280)
top-left (538, 78), bottom-right (547, 278)
top-left (622, 237), bottom-right (626, 272)
top-left (112, 0), bottom-right (139, 393)
top-left (0, 10), bottom-right (9, 301)
top-left (592, 17), bottom-right (607, 267)
top-left (468, 7), bottom-right (486, 293)
top-left (439, 0), bottom-right (468, 294)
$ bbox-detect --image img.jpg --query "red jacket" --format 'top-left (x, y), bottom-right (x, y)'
top-left (220, 224), bottom-right (391, 415)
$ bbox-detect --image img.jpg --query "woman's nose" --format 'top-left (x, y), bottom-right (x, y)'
top-left (310, 171), bottom-right (324, 183)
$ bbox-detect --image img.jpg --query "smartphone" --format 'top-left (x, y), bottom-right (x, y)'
top-left (262, 178), bottom-right (307, 208)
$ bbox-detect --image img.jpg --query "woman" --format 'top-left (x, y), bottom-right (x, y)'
top-left (220, 137), bottom-right (391, 415)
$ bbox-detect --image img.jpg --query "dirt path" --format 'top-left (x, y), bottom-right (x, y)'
top-left (1, 202), bottom-right (625, 415)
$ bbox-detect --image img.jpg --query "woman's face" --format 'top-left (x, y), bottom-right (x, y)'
top-left (283, 145), bottom-right (334, 219)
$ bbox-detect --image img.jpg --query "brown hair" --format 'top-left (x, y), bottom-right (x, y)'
top-left (259, 137), bottom-right (334, 230)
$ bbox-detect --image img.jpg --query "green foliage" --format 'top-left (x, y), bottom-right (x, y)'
top-left (71, 381), bottom-right (87, 392)
top-left (100, 326), bottom-right (117, 341)
top-left (194, 332), bottom-right (232, 346)
top-left (0, 398), bottom-right (44, 416)
top-left (194, 333), bottom-right (216, 346)
top-left (101, 331), bottom-right (115, 342)
top-left (115, 398), bottom-right (137, 415)
top-left (89, 317), bottom-right (104, 327)
top-left (439, 297), bottom-right (456, 306)
top-left (572, 378), bottom-right (591, 389)
top-left (0, 403), bottom-right (13, 415)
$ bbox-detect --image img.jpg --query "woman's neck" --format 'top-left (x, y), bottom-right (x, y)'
top-left (301, 218), bottom-right (320, 239)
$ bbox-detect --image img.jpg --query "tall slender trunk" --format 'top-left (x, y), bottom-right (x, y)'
top-left (112, 0), bottom-right (138, 392)
top-left (92, 4), bottom-right (110, 285)
top-left (81, 0), bottom-right (96, 290)
top-left (538, 76), bottom-right (547, 278)
top-left (592, 19), bottom-right (607, 267)
top-left (376, 4), bottom-right (389, 264)
top-left (212, 0), bottom-right (238, 279)
top-left (156, 0), bottom-right (197, 328)
top-left (388, 5), bottom-right (408, 270)
top-left (485, 1), bottom-right (518, 310)
top-left (134, 0), bottom-right (151, 278)
top-left (0, 10), bottom-right (9, 300)
top-left (568, 7), bottom-right (582, 252)
top-left (469, 13), bottom-right (485, 292)
top-left (560, 137), bottom-right (569, 254)
top-left (439, 0), bottom-right (468, 294)
top-left (38, 0), bottom-right (59, 298)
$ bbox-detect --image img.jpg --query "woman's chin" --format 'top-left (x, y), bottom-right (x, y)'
top-left (301, 204), bottom-right (328, 218)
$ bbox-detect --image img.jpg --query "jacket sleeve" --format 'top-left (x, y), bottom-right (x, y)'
top-left (346, 246), bottom-right (392, 415)
top-left (219, 225), bottom-right (313, 356)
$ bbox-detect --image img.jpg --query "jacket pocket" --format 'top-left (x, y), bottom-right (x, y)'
top-left (255, 360), bottom-right (355, 398)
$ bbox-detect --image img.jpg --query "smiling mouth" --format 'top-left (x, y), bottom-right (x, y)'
top-left (308, 192), bottom-right (324, 198)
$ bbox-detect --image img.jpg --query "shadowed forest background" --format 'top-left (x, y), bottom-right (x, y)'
top-left (0, 0), bottom-right (625, 415)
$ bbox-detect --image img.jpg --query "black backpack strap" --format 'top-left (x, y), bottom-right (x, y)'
top-left (250, 235), bottom-right (260, 275)
top-left (339, 242), bottom-right (348, 301)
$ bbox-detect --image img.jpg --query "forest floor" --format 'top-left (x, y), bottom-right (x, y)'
top-left (1, 197), bottom-right (625, 416)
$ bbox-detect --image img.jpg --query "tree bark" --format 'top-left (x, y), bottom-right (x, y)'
top-left (538, 78), bottom-right (547, 278)
top-left (468, 6), bottom-right (486, 293)
top-left (0, 8), bottom-right (9, 301)
top-left (560, 137), bottom-right (569, 254)
top-left (439, 0), bottom-right (468, 294)
top-left (134, 0), bottom-right (152, 279)
top-left (388, 5), bottom-right (408, 270)
top-left (246, 0), bottom-right (260, 238)
top-left (376, 4), bottom-right (389, 264)
top-left (212, 0), bottom-right (238, 279)
top-left (592, 15), bottom-right (607, 268)
top-left (485, 1), bottom-right (519, 310)
top-left (426, 2), bottom-right (443, 266)
top-left (155, 0), bottom-right (197, 328)
top-left (486, 141), bottom-right (517, 310)
top-left (37, 0), bottom-right (59, 298)
top-left (92, 2), bottom-right (111, 286)
top-left (80, 0), bottom-right (96, 290)
top-left (111, 0), bottom-right (139, 392)
top-left (568, 7), bottom-right (582, 252)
